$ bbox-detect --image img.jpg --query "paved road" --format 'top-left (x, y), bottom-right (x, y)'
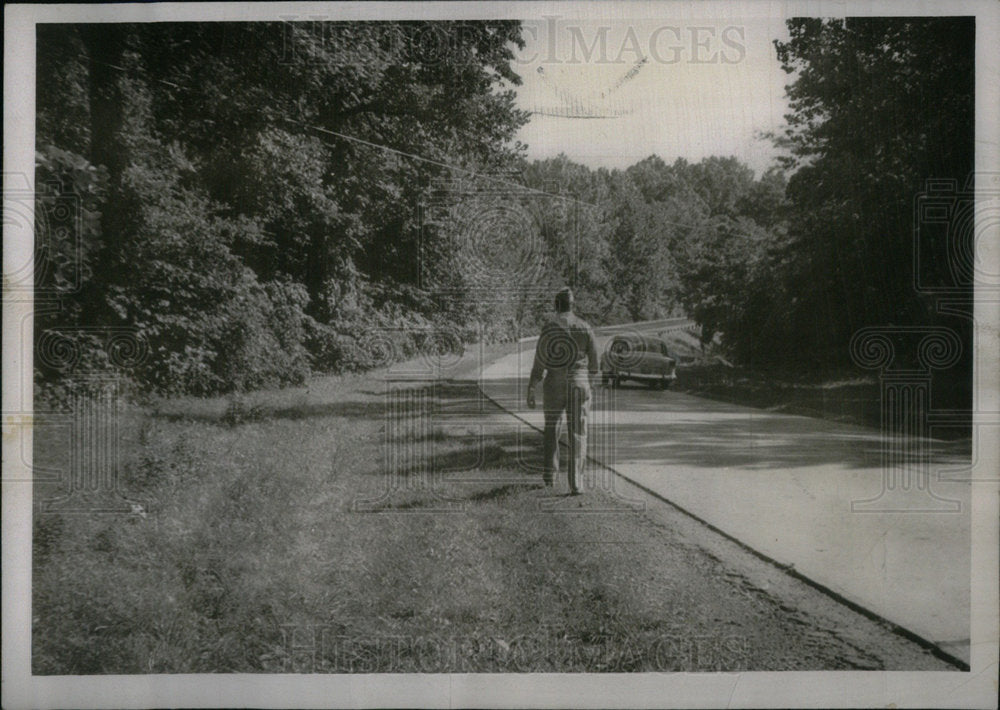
top-left (474, 336), bottom-right (972, 665)
top-left (517, 316), bottom-right (695, 343)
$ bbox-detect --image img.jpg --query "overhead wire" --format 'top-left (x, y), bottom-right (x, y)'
top-left (85, 54), bottom-right (727, 232)
top-left (88, 56), bottom-right (601, 209)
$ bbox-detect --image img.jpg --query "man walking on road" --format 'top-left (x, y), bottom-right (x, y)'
top-left (526, 287), bottom-right (599, 494)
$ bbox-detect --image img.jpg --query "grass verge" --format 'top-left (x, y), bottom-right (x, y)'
top-left (32, 355), bottom-right (953, 673)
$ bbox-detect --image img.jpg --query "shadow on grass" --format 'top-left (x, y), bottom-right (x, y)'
top-left (374, 429), bottom-right (542, 479)
top-left (467, 483), bottom-right (539, 503)
top-left (364, 482), bottom-right (544, 511)
top-left (152, 382), bottom-right (486, 426)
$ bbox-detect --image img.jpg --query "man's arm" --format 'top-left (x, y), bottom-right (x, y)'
top-left (587, 326), bottom-right (599, 376)
top-left (528, 327), bottom-right (548, 391)
top-left (526, 327), bottom-right (549, 409)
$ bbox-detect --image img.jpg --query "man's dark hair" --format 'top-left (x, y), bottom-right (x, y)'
top-left (555, 287), bottom-right (573, 313)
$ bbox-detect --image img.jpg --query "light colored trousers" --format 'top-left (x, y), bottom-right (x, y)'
top-left (542, 373), bottom-right (591, 491)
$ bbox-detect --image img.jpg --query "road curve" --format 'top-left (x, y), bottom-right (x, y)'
top-left (518, 317), bottom-right (696, 343)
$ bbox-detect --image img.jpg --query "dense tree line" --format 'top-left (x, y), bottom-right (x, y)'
top-left (36, 21), bottom-right (531, 394)
top-left (768, 17), bottom-right (975, 367)
top-left (35, 18), bottom-right (974, 396)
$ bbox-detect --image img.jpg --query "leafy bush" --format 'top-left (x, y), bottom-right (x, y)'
top-left (102, 140), bottom-right (312, 394)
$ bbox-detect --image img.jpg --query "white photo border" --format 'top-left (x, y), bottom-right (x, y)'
top-left (4, 1), bottom-right (998, 708)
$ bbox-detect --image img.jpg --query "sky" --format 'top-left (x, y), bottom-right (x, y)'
top-left (510, 16), bottom-right (792, 176)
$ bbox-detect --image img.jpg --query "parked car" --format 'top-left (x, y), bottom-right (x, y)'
top-left (600, 333), bottom-right (677, 389)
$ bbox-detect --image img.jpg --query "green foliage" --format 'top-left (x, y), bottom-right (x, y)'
top-left (34, 144), bottom-right (109, 318)
top-left (674, 215), bottom-right (787, 358)
top-left (771, 17), bottom-right (974, 360)
top-left (660, 17), bottom-right (974, 367)
top-left (604, 171), bottom-right (673, 321)
top-left (612, 155), bottom-right (789, 352)
top-left (36, 28), bottom-right (91, 155)
top-left (38, 18), bottom-right (967, 388)
top-left (36, 21), bottom-right (530, 394)
top-left (32, 145), bottom-right (118, 398)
